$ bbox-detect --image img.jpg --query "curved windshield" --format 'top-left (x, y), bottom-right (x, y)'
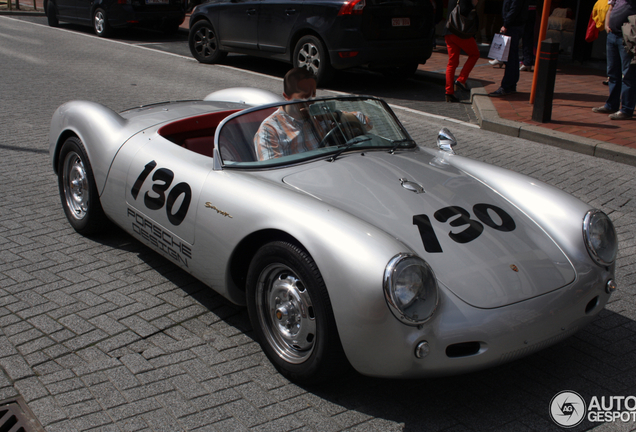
top-left (215, 96), bottom-right (414, 168)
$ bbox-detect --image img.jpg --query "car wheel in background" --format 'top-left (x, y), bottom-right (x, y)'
top-left (57, 137), bottom-right (108, 235)
top-left (381, 62), bottom-right (420, 80)
top-left (46, 1), bottom-right (59, 27)
top-left (246, 241), bottom-right (348, 384)
top-left (293, 35), bottom-right (334, 86)
top-left (93, 8), bottom-right (111, 37)
top-left (189, 20), bottom-right (227, 64)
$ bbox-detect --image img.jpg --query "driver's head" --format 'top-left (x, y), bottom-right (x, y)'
top-left (283, 67), bottom-right (317, 101)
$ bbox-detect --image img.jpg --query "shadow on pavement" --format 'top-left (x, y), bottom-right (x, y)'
top-left (90, 227), bottom-right (635, 432)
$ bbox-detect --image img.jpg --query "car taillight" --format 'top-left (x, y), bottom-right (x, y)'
top-left (117, 0), bottom-right (131, 4)
top-left (338, 0), bottom-right (365, 16)
top-left (338, 51), bottom-right (359, 58)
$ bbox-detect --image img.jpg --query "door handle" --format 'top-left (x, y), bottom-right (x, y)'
top-left (246, 8), bottom-right (256, 14)
top-left (285, 8), bottom-right (296, 15)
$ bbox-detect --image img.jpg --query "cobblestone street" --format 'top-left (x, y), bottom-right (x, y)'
top-left (1, 15), bottom-right (635, 432)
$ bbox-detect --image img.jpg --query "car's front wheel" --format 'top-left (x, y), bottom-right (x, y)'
top-left (246, 241), bottom-right (348, 384)
top-left (46, 1), bottom-right (59, 27)
top-left (57, 137), bottom-right (108, 235)
top-left (189, 20), bottom-right (227, 64)
top-left (93, 8), bottom-right (111, 37)
top-left (293, 35), bottom-right (334, 86)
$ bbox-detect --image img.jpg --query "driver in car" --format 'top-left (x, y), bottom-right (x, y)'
top-left (254, 68), bottom-right (371, 161)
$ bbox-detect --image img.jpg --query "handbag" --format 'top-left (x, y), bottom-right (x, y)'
top-left (488, 33), bottom-right (511, 62)
top-left (446, 2), bottom-right (479, 39)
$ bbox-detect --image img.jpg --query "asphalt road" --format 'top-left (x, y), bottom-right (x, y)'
top-left (8, 14), bottom-right (479, 124)
top-left (1, 15), bottom-right (636, 432)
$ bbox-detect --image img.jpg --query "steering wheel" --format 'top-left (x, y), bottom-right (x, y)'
top-left (318, 119), bottom-right (366, 148)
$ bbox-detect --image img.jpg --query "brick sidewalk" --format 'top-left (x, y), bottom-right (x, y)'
top-left (421, 45), bottom-right (636, 149)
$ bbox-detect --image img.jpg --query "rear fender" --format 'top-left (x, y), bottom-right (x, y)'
top-left (49, 101), bottom-right (128, 195)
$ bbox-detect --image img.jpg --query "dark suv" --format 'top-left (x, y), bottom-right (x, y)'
top-left (44, 0), bottom-right (186, 37)
top-left (188, 0), bottom-right (436, 84)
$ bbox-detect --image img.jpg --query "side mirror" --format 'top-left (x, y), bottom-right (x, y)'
top-left (437, 128), bottom-right (457, 154)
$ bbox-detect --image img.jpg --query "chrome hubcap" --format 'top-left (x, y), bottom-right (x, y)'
top-left (95, 11), bottom-right (105, 33)
top-left (256, 264), bottom-right (316, 364)
top-left (297, 42), bottom-right (320, 75)
top-left (63, 151), bottom-right (89, 220)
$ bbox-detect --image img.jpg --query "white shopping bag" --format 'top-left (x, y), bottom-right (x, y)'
top-left (488, 33), bottom-right (511, 62)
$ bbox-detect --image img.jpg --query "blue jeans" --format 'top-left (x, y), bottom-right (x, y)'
top-left (605, 31), bottom-right (636, 116)
top-left (502, 25), bottom-right (523, 92)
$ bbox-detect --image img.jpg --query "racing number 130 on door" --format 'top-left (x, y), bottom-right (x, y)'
top-left (130, 161), bottom-right (192, 226)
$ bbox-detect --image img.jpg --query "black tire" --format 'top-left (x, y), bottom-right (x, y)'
top-left (246, 241), bottom-right (349, 384)
top-left (93, 8), bottom-right (111, 37)
top-left (46, 1), bottom-right (59, 27)
top-left (293, 35), bottom-right (334, 86)
top-left (57, 137), bottom-right (108, 235)
top-left (189, 20), bottom-right (227, 64)
top-left (381, 62), bottom-right (419, 80)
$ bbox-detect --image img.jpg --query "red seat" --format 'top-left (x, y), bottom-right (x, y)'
top-left (183, 136), bottom-right (214, 158)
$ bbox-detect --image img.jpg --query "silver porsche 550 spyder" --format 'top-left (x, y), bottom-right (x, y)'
top-left (49, 88), bottom-right (618, 383)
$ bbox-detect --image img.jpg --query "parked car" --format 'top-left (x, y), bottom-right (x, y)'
top-left (49, 88), bottom-right (618, 383)
top-left (44, 0), bottom-right (186, 37)
top-left (187, 0), bottom-right (436, 84)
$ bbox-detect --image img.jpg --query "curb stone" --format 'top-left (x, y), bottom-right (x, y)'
top-left (470, 84), bottom-right (636, 167)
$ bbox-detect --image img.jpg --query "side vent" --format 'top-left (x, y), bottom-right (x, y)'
top-left (446, 342), bottom-right (481, 358)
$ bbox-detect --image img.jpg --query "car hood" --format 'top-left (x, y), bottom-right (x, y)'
top-left (282, 149), bottom-right (575, 309)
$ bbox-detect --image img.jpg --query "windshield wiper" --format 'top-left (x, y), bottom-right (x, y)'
top-left (329, 136), bottom-right (372, 162)
top-left (389, 138), bottom-right (416, 154)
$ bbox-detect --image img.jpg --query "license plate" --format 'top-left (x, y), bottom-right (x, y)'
top-left (392, 17), bottom-right (410, 27)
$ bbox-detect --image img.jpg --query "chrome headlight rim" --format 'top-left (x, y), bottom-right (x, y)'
top-left (384, 253), bottom-right (439, 326)
top-left (583, 209), bottom-right (618, 267)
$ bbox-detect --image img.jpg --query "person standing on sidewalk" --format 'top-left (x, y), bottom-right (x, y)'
top-left (443, 0), bottom-right (481, 102)
top-left (519, 0), bottom-right (538, 71)
top-left (592, 0), bottom-right (636, 119)
top-left (488, 0), bottom-right (529, 96)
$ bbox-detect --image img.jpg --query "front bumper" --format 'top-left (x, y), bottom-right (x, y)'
top-left (339, 265), bottom-right (614, 378)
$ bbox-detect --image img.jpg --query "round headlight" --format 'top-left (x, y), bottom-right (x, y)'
top-left (583, 210), bottom-right (618, 267)
top-left (384, 254), bottom-right (438, 326)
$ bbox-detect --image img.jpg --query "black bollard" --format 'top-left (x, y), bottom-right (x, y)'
top-left (532, 39), bottom-right (560, 123)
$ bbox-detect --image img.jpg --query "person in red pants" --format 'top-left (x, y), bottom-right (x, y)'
top-left (444, 0), bottom-right (480, 102)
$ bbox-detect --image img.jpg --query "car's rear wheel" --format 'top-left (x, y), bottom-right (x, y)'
top-left (57, 137), bottom-right (108, 235)
top-left (246, 241), bottom-right (348, 384)
top-left (46, 1), bottom-right (59, 27)
top-left (293, 35), bottom-right (334, 86)
top-left (93, 8), bottom-right (111, 37)
top-left (189, 20), bottom-right (227, 64)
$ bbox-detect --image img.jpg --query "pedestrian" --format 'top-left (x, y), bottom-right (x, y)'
top-left (519, 0), bottom-right (538, 71)
top-left (443, 0), bottom-right (481, 102)
top-left (591, 0), bottom-right (636, 119)
top-left (488, 0), bottom-right (529, 96)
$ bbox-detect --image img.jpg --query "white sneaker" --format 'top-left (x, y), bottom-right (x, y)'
top-left (519, 64), bottom-right (532, 71)
top-left (489, 59), bottom-right (504, 67)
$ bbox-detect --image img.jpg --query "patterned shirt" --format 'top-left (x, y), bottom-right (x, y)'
top-left (254, 107), bottom-right (373, 161)
top-left (254, 108), bottom-right (322, 161)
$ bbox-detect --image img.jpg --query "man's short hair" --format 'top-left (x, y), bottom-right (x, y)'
top-left (284, 67), bottom-right (317, 96)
